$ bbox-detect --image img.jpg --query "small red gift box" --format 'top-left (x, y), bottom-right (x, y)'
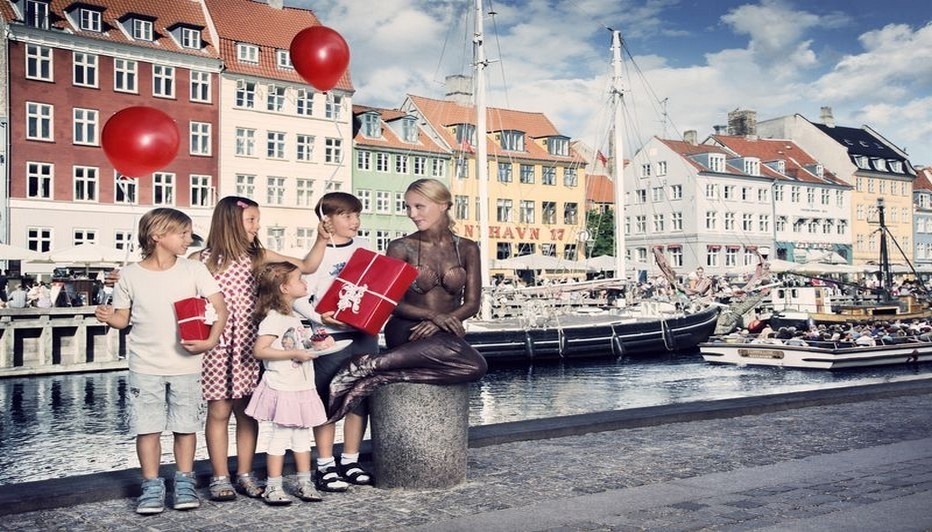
top-left (173, 297), bottom-right (214, 341)
top-left (315, 248), bottom-right (418, 335)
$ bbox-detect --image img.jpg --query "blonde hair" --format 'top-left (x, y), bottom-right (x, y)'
top-left (204, 196), bottom-right (264, 274)
top-left (406, 178), bottom-right (455, 232)
top-left (254, 261), bottom-right (298, 323)
top-left (137, 208), bottom-right (192, 259)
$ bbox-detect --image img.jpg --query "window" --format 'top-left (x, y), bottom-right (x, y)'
top-left (190, 175), bottom-right (211, 207)
top-left (758, 188), bottom-right (769, 202)
top-left (267, 132), bottom-right (286, 159)
top-left (500, 130), bottom-right (524, 151)
top-left (73, 52), bottom-right (97, 87)
top-left (180, 27), bottom-right (201, 49)
top-left (295, 227), bottom-right (313, 249)
top-left (790, 186), bottom-right (800, 202)
top-left (759, 215), bottom-right (770, 233)
top-left (114, 59), bottom-right (137, 92)
top-left (774, 185), bottom-right (784, 201)
top-left (326, 95), bottom-right (343, 119)
top-left (190, 70), bottom-right (211, 102)
top-left (742, 213), bottom-right (753, 231)
top-left (542, 167), bottom-right (556, 185)
top-left (705, 211), bottom-right (717, 230)
top-left (520, 200), bottom-right (535, 223)
top-left (376, 191), bottom-right (391, 213)
top-left (235, 128), bottom-right (256, 156)
top-left (635, 215), bottom-right (646, 233)
top-left (657, 161), bottom-right (667, 176)
top-left (115, 176), bottom-right (137, 204)
top-left (27, 227), bottom-right (52, 253)
top-left (807, 188), bottom-right (815, 205)
top-left (74, 166), bottom-right (98, 201)
top-left (376, 153), bottom-right (390, 172)
top-left (744, 159), bottom-right (760, 175)
top-left (25, 44), bottom-right (52, 81)
top-left (133, 19), bottom-right (153, 41)
top-left (548, 137), bottom-right (568, 156)
top-left (396, 155), bottom-right (408, 174)
top-left (520, 164), bottom-right (535, 184)
top-left (401, 118), bottom-right (418, 142)
top-left (671, 212), bottom-right (683, 231)
top-left (725, 248), bottom-right (737, 267)
top-left (652, 187), bottom-right (664, 202)
top-left (741, 187), bottom-right (751, 201)
top-left (455, 158), bottom-right (468, 179)
top-left (542, 202), bottom-right (556, 224)
top-left (357, 190), bottom-right (372, 212)
top-left (640, 163), bottom-right (651, 178)
top-left (72, 229), bottom-right (96, 246)
top-left (496, 199), bottom-right (513, 222)
top-left (356, 150), bottom-right (371, 170)
top-left (292, 178), bottom-right (312, 207)
top-left (634, 189), bottom-right (647, 204)
top-left (153, 173), bottom-right (175, 205)
top-left (776, 216), bottom-right (786, 232)
top-left (723, 185), bottom-right (734, 200)
top-left (413, 156), bottom-right (426, 176)
top-left (153, 65), bottom-right (175, 98)
top-left (189, 122), bottom-right (211, 156)
top-left (276, 49), bottom-right (292, 69)
top-left (237, 43), bottom-right (259, 63)
top-left (395, 192), bottom-right (405, 214)
top-left (296, 90), bottom-right (313, 116)
top-left (360, 113), bottom-right (381, 137)
top-left (564, 203), bottom-right (578, 224)
top-left (296, 134), bottom-right (314, 161)
top-left (26, 102), bottom-right (53, 141)
top-left (496, 242), bottom-right (512, 260)
top-left (376, 231), bottom-right (391, 252)
top-left (79, 8), bottom-right (101, 31)
top-left (704, 184), bottom-right (717, 199)
top-left (564, 167), bottom-right (577, 187)
top-left (432, 158), bottom-right (446, 178)
top-left (115, 231), bottom-right (134, 251)
top-left (821, 189), bottom-right (830, 205)
top-left (706, 248), bottom-right (719, 267)
top-left (27, 162), bottom-right (53, 199)
top-left (724, 212), bottom-right (735, 231)
top-left (497, 162), bottom-right (512, 183)
top-left (266, 227), bottom-right (285, 250)
top-left (235, 80), bottom-right (256, 108)
top-left (266, 176), bottom-right (285, 205)
top-left (73, 108), bottom-right (98, 145)
top-left (517, 242), bottom-right (535, 255)
top-left (325, 138), bottom-right (342, 163)
top-left (235, 174), bottom-right (254, 198)
top-left (455, 195), bottom-right (469, 220)
top-left (267, 85), bottom-right (286, 112)
top-left (670, 184), bottom-right (682, 200)
top-left (709, 154), bottom-right (725, 172)
top-left (25, 0), bottom-right (50, 29)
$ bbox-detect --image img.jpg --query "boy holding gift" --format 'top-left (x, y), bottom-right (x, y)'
top-left (294, 192), bottom-right (378, 490)
top-left (96, 208), bottom-right (228, 514)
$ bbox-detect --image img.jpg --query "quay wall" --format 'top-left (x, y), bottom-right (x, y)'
top-left (0, 308), bottom-right (128, 378)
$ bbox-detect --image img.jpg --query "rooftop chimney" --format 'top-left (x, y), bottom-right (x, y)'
top-left (444, 75), bottom-right (473, 106)
top-left (684, 130), bottom-right (698, 145)
top-left (727, 109), bottom-right (757, 136)
top-left (820, 106), bottom-right (834, 127)
top-left (713, 124), bottom-right (727, 135)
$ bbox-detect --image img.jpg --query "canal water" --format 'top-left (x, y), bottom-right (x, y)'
top-left (2, 353), bottom-right (929, 485)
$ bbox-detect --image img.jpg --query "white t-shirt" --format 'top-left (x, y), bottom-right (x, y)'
top-left (293, 237), bottom-right (371, 334)
top-left (112, 258), bottom-right (221, 376)
top-left (256, 310), bottom-right (317, 392)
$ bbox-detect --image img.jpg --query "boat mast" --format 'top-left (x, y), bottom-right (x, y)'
top-left (610, 30), bottom-right (626, 283)
top-left (474, 0), bottom-right (492, 319)
top-left (876, 198), bottom-right (893, 299)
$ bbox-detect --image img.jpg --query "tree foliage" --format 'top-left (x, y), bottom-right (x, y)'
top-left (585, 209), bottom-right (615, 257)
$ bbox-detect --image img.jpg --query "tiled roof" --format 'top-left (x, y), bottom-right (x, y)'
top-left (204, 0), bottom-right (352, 90)
top-left (915, 167), bottom-right (932, 192)
top-left (408, 94), bottom-right (579, 163)
top-left (711, 135), bottom-right (848, 186)
top-left (1, 0), bottom-right (220, 58)
top-left (586, 174), bottom-right (614, 203)
top-left (658, 138), bottom-right (730, 173)
top-left (352, 105), bottom-right (447, 155)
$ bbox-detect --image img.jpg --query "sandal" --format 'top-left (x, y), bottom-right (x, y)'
top-left (314, 466), bottom-right (349, 492)
top-left (262, 485), bottom-right (292, 506)
top-left (235, 473), bottom-right (264, 498)
top-left (209, 476), bottom-right (237, 502)
top-left (338, 461), bottom-right (373, 485)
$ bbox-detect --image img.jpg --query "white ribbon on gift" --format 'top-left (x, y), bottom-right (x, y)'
top-left (333, 253), bottom-right (399, 316)
top-left (178, 300), bottom-right (217, 325)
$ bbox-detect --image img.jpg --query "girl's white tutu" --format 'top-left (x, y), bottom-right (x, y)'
top-left (245, 379), bottom-right (327, 428)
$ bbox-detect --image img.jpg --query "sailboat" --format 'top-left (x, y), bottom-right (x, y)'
top-left (460, 7), bottom-right (719, 364)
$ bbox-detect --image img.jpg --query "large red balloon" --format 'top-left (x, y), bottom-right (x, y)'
top-left (101, 106), bottom-right (179, 177)
top-left (290, 26), bottom-right (350, 92)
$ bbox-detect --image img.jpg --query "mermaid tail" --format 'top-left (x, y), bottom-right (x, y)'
top-left (327, 333), bottom-right (487, 423)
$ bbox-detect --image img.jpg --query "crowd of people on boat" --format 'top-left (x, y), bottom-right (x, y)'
top-left (721, 319), bottom-right (932, 348)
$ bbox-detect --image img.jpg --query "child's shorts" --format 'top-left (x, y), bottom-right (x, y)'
top-left (128, 371), bottom-right (202, 435)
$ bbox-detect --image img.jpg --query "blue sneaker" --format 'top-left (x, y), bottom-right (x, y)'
top-left (173, 471), bottom-right (200, 510)
top-left (136, 478), bottom-right (165, 515)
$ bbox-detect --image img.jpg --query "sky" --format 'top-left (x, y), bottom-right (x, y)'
top-left (291, 0), bottom-right (932, 166)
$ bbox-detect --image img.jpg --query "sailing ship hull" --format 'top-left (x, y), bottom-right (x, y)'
top-left (699, 338), bottom-right (932, 369)
top-left (465, 305), bottom-right (720, 363)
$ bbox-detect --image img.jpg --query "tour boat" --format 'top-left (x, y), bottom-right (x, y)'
top-left (699, 336), bottom-right (932, 370)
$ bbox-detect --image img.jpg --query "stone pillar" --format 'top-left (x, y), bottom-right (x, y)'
top-left (370, 382), bottom-right (469, 489)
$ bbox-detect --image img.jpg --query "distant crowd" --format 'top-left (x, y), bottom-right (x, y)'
top-left (0, 269), bottom-right (108, 309)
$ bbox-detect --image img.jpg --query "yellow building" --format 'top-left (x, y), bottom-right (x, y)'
top-left (402, 95), bottom-right (588, 269)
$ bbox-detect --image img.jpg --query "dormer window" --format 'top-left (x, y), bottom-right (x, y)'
top-left (132, 19), bottom-right (153, 41)
top-left (401, 117), bottom-right (418, 143)
top-left (276, 50), bottom-right (292, 69)
top-left (25, 0), bottom-right (50, 29)
top-left (743, 157), bottom-right (760, 176)
top-left (709, 154), bottom-right (725, 173)
top-left (237, 43), bottom-right (259, 63)
top-left (873, 158), bottom-right (887, 171)
top-left (455, 124), bottom-right (476, 147)
top-left (854, 155), bottom-right (869, 169)
top-left (773, 160), bottom-right (786, 173)
top-left (360, 112), bottom-right (381, 138)
top-left (813, 164), bottom-right (823, 177)
top-left (79, 8), bottom-right (102, 32)
top-left (500, 130), bottom-right (525, 152)
top-left (547, 136), bottom-right (568, 156)
top-left (180, 27), bottom-right (201, 49)
top-left (890, 160), bottom-right (903, 173)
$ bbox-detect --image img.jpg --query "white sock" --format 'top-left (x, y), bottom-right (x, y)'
top-left (296, 471), bottom-right (311, 483)
top-left (317, 457), bottom-right (336, 471)
top-left (341, 452), bottom-right (360, 464)
top-left (266, 476), bottom-right (283, 489)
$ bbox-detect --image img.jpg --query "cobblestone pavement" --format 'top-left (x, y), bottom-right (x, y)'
top-left (3, 389), bottom-right (931, 531)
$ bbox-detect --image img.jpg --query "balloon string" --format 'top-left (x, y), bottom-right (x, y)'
top-left (323, 92), bottom-right (346, 188)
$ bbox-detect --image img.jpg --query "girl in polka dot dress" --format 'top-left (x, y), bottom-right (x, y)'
top-left (192, 196), bottom-right (326, 501)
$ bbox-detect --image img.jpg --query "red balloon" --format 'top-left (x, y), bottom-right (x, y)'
top-left (290, 26), bottom-right (350, 92)
top-left (101, 106), bottom-right (179, 177)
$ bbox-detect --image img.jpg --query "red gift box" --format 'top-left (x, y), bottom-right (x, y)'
top-left (315, 248), bottom-right (418, 335)
top-left (174, 297), bottom-right (214, 341)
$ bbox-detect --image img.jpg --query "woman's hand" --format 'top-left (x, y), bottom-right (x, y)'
top-left (409, 320), bottom-right (440, 341)
top-left (320, 311), bottom-right (348, 329)
top-left (430, 313), bottom-right (465, 337)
